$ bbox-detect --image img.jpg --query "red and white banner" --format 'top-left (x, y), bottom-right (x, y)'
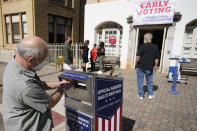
top-left (95, 106), bottom-right (122, 131)
top-left (133, 0), bottom-right (176, 25)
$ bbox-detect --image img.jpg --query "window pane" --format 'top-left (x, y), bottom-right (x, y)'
top-left (12, 23), bottom-right (20, 43)
top-left (12, 15), bottom-right (19, 23)
top-left (57, 25), bottom-right (65, 34)
top-left (22, 14), bottom-right (26, 22)
top-left (49, 33), bottom-right (54, 43)
top-left (56, 34), bottom-right (65, 43)
top-left (56, 17), bottom-right (65, 25)
top-left (23, 23), bottom-right (27, 33)
top-left (67, 0), bottom-right (72, 7)
top-left (49, 24), bottom-right (54, 33)
top-left (48, 15), bottom-right (54, 23)
top-left (56, 0), bottom-right (65, 4)
top-left (186, 30), bottom-right (193, 39)
top-left (6, 23), bottom-right (10, 33)
top-left (7, 34), bottom-right (11, 43)
top-left (5, 16), bottom-right (9, 23)
top-left (22, 22), bottom-right (27, 38)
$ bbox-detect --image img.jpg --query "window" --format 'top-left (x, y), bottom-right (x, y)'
top-left (5, 13), bottom-right (27, 44)
top-left (48, 15), bottom-right (54, 43)
top-left (50, 0), bottom-right (73, 8)
top-left (184, 29), bottom-right (193, 46)
top-left (22, 14), bottom-right (27, 38)
top-left (5, 16), bottom-right (11, 44)
top-left (56, 17), bottom-right (65, 43)
top-left (67, 0), bottom-right (72, 8)
top-left (183, 47), bottom-right (191, 57)
top-left (183, 19), bottom-right (197, 58)
top-left (66, 19), bottom-right (72, 37)
top-left (12, 15), bottom-right (20, 43)
top-left (48, 15), bottom-right (72, 43)
top-left (194, 48), bottom-right (197, 56)
top-left (96, 23), bottom-right (123, 57)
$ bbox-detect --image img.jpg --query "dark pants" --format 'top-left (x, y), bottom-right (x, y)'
top-left (98, 55), bottom-right (104, 71)
top-left (91, 60), bottom-right (95, 71)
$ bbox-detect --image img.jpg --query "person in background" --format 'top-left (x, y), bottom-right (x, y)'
top-left (2, 36), bottom-right (73, 131)
top-left (90, 44), bottom-right (97, 72)
top-left (80, 40), bottom-right (89, 72)
top-left (136, 33), bottom-right (160, 100)
top-left (63, 36), bottom-right (73, 70)
top-left (97, 41), bottom-right (105, 74)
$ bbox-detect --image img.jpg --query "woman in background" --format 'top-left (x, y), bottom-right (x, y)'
top-left (80, 40), bottom-right (89, 72)
top-left (90, 44), bottom-right (97, 72)
top-left (97, 41), bottom-right (105, 74)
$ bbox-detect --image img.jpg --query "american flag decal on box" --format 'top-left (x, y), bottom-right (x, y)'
top-left (95, 105), bottom-right (122, 131)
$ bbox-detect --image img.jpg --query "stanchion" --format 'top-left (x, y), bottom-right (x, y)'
top-left (168, 66), bottom-right (180, 95)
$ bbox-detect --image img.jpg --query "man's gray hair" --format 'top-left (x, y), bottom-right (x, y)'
top-left (144, 33), bottom-right (153, 40)
top-left (17, 42), bottom-right (43, 59)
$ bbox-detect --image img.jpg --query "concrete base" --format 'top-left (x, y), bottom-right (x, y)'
top-left (168, 90), bottom-right (180, 95)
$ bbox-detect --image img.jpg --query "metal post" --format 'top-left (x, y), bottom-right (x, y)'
top-left (75, 43), bottom-right (78, 68)
top-left (168, 59), bottom-right (180, 95)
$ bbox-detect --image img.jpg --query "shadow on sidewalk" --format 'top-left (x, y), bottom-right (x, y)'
top-left (143, 85), bottom-right (158, 93)
top-left (122, 116), bottom-right (135, 131)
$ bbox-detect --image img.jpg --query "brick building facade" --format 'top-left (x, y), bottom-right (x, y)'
top-left (0, 0), bottom-right (85, 50)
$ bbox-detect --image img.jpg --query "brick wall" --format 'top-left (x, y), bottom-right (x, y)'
top-left (0, 0), bottom-right (85, 49)
top-left (34, 0), bottom-right (83, 43)
top-left (0, 0), bottom-right (34, 49)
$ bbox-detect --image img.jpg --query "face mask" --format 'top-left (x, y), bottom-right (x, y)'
top-left (69, 40), bottom-right (72, 45)
top-left (33, 61), bottom-right (47, 71)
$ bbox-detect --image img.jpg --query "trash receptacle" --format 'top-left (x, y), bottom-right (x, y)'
top-left (59, 70), bottom-right (123, 131)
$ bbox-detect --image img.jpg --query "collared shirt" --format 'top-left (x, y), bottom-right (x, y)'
top-left (2, 58), bottom-right (52, 131)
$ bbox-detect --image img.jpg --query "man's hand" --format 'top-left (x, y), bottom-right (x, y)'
top-left (59, 80), bottom-right (70, 86)
top-left (59, 81), bottom-right (74, 91)
top-left (153, 66), bottom-right (158, 71)
top-left (45, 80), bottom-right (70, 90)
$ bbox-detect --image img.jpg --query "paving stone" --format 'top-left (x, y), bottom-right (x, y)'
top-left (174, 127), bottom-right (184, 131)
top-left (152, 125), bottom-right (161, 131)
top-left (137, 121), bottom-right (146, 129)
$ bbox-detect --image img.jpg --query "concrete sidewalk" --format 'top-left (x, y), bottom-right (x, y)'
top-left (1, 63), bottom-right (197, 131)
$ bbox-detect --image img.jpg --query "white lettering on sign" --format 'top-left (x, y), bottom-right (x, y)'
top-left (97, 84), bottom-right (122, 101)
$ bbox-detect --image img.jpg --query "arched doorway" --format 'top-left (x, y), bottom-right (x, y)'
top-left (95, 22), bottom-right (123, 57)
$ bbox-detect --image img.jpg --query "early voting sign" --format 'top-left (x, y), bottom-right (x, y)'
top-left (66, 108), bottom-right (91, 131)
top-left (95, 77), bottom-right (123, 120)
top-left (133, 0), bottom-right (176, 25)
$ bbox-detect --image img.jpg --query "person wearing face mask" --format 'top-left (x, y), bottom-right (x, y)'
top-left (63, 36), bottom-right (74, 70)
top-left (2, 36), bottom-right (73, 131)
top-left (136, 33), bottom-right (160, 100)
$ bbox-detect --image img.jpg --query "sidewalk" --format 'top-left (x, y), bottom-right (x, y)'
top-left (1, 63), bottom-right (197, 131)
top-left (38, 65), bottom-right (197, 131)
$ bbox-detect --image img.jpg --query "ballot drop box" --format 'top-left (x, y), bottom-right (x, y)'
top-left (59, 70), bottom-right (123, 131)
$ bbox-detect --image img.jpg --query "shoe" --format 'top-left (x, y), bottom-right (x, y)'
top-left (148, 95), bottom-right (155, 99)
top-left (139, 97), bottom-right (144, 100)
top-left (138, 95), bottom-right (144, 100)
top-left (97, 71), bottom-right (103, 74)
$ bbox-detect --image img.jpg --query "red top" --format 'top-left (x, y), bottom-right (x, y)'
top-left (90, 47), bottom-right (97, 61)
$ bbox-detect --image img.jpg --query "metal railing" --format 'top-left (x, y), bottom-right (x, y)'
top-left (47, 43), bottom-right (83, 68)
